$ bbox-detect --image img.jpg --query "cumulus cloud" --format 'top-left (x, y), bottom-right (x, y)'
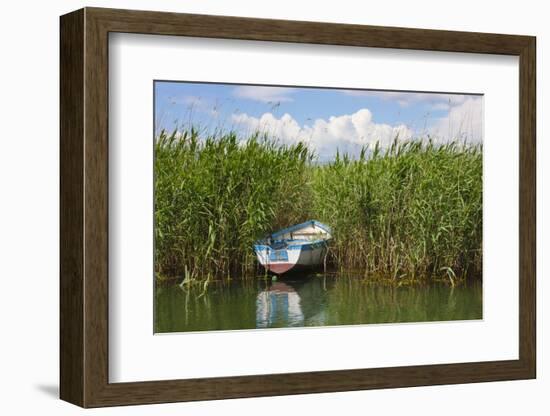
top-left (429, 97), bottom-right (483, 143)
top-left (232, 108), bottom-right (413, 161)
top-left (233, 86), bottom-right (295, 103)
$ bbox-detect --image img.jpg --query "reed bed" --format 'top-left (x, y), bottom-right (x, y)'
top-left (155, 129), bottom-right (312, 280)
top-left (155, 129), bottom-right (482, 282)
top-left (312, 141), bottom-right (482, 281)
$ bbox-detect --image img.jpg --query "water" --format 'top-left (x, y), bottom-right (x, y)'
top-left (155, 274), bottom-right (482, 333)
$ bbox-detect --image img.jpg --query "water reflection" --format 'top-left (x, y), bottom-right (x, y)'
top-left (155, 275), bottom-right (482, 333)
top-left (256, 282), bottom-right (304, 327)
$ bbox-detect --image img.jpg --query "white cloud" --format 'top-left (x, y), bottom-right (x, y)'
top-left (232, 108), bottom-right (413, 161)
top-left (342, 90), bottom-right (475, 110)
top-left (429, 97), bottom-right (483, 143)
top-left (182, 95), bottom-right (202, 105)
top-left (233, 86), bottom-right (295, 103)
top-left (167, 95), bottom-right (204, 107)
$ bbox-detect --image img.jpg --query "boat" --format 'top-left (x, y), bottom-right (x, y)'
top-left (253, 220), bottom-right (332, 275)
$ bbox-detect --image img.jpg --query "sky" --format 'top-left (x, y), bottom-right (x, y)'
top-left (154, 81), bottom-right (483, 161)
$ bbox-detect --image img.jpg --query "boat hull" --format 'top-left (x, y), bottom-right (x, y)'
top-left (266, 262), bottom-right (298, 274)
top-left (254, 241), bottom-right (327, 275)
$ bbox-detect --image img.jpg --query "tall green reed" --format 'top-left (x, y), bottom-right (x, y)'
top-left (156, 129), bottom-right (482, 282)
top-left (312, 140), bottom-right (482, 280)
top-left (155, 129), bottom-right (313, 280)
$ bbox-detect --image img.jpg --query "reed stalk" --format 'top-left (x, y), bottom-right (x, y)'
top-left (155, 129), bottom-right (482, 282)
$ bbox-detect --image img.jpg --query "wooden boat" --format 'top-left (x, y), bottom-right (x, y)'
top-left (253, 220), bottom-right (332, 275)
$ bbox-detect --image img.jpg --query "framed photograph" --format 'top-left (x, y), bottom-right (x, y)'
top-left (60, 7), bottom-right (536, 407)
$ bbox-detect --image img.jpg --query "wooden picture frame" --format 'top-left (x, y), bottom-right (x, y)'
top-left (60, 7), bottom-right (536, 408)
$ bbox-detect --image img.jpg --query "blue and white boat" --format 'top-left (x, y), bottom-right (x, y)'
top-left (253, 220), bottom-right (332, 275)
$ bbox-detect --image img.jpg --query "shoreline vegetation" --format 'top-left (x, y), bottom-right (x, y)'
top-left (155, 129), bottom-right (482, 285)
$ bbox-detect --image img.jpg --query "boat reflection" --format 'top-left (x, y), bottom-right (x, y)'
top-left (256, 279), bottom-right (328, 328)
top-left (256, 281), bottom-right (304, 327)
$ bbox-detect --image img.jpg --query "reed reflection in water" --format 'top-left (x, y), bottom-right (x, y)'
top-left (155, 275), bottom-right (482, 333)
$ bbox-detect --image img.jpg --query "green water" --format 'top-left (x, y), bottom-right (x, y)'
top-left (154, 275), bottom-right (482, 333)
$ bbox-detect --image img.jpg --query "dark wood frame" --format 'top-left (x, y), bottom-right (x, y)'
top-left (60, 7), bottom-right (536, 408)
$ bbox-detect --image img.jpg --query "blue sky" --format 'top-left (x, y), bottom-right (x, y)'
top-left (155, 81), bottom-right (483, 161)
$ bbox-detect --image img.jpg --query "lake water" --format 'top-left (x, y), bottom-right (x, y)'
top-left (155, 274), bottom-right (482, 333)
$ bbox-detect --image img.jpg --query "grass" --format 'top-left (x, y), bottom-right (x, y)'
top-left (155, 129), bottom-right (482, 283)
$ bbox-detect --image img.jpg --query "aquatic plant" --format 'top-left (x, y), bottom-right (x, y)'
top-left (154, 129), bottom-right (313, 280)
top-left (155, 129), bottom-right (482, 282)
top-left (311, 140), bottom-right (482, 280)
